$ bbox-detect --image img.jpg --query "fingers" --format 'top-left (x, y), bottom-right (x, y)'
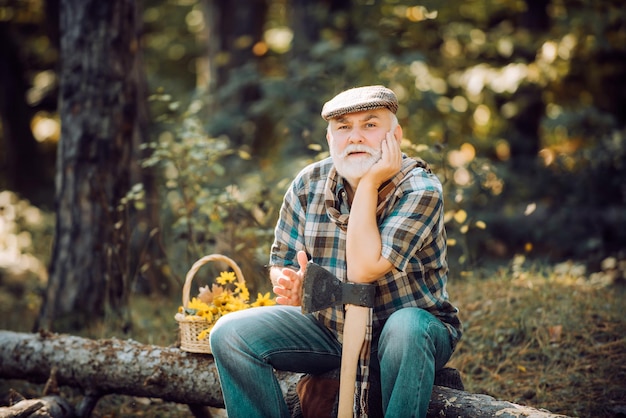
top-left (273, 252), bottom-right (308, 306)
top-left (274, 280), bottom-right (295, 305)
top-left (297, 250), bottom-right (308, 274)
top-left (385, 131), bottom-right (402, 163)
top-left (273, 267), bottom-right (303, 306)
top-left (370, 133), bottom-right (401, 182)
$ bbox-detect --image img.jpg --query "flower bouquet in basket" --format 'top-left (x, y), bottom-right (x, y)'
top-left (175, 254), bottom-right (275, 353)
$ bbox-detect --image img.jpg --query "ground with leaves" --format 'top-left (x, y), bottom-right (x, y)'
top-left (2, 256), bottom-right (625, 417)
top-left (0, 191), bottom-right (624, 417)
top-left (447, 259), bottom-right (626, 417)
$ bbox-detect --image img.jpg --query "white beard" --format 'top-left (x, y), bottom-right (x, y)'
top-left (330, 142), bottom-right (381, 185)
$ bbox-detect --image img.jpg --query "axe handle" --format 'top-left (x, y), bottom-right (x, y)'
top-left (338, 304), bottom-right (369, 418)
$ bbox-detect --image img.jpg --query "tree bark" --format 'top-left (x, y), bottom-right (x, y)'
top-left (0, 331), bottom-right (571, 418)
top-left (36, 0), bottom-right (142, 333)
top-left (427, 386), bottom-right (568, 418)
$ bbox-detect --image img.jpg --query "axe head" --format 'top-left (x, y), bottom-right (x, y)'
top-left (301, 261), bottom-right (376, 314)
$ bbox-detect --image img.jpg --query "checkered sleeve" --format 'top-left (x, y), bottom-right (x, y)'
top-left (380, 170), bottom-right (445, 272)
top-left (269, 177), bottom-right (307, 269)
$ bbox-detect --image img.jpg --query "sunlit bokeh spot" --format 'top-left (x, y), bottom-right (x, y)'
top-left (451, 95), bottom-right (468, 112)
top-left (473, 104), bottom-right (490, 126)
top-left (539, 148), bottom-right (555, 166)
top-left (454, 167), bottom-right (471, 186)
top-left (495, 139), bottom-right (510, 161)
top-left (481, 172), bottom-right (503, 195)
top-left (524, 203), bottom-right (537, 216)
top-left (186, 9), bottom-right (204, 32)
top-left (252, 41), bottom-right (269, 56)
top-left (406, 6), bottom-right (438, 22)
top-left (500, 102), bottom-right (517, 119)
top-left (264, 27), bottom-right (293, 54)
top-left (454, 209), bottom-right (467, 224)
top-left (448, 143), bottom-right (476, 168)
top-left (31, 113), bottom-right (60, 143)
top-left (540, 41), bottom-right (558, 63)
top-left (497, 37), bottom-right (514, 57)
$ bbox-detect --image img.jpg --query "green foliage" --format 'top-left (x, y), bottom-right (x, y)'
top-left (161, 0), bottom-right (625, 270)
top-left (4, 0), bottom-right (625, 281)
top-left (142, 93), bottom-right (277, 293)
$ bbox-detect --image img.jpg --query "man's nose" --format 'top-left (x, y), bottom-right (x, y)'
top-left (348, 128), bottom-right (365, 143)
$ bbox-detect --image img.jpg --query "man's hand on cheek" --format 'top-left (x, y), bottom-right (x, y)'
top-left (364, 132), bottom-right (402, 187)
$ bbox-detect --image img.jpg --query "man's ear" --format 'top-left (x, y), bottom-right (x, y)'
top-left (394, 124), bottom-right (403, 142)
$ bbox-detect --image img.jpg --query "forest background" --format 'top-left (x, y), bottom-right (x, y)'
top-left (0, 0), bottom-right (625, 417)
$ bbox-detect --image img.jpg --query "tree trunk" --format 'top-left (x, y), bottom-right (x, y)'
top-left (0, 331), bottom-right (571, 418)
top-left (36, 0), bottom-right (141, 333)
top-left (126, 9), bottom-right (170, 297)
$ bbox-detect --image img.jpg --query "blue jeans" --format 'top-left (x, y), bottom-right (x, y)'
top-left (209, 305), bottom-right (453, 418)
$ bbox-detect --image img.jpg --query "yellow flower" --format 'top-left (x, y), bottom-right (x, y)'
top-left (216, 271), bottom-right (237, 285)
top-left (212, 293), bottom-right (231, 308)
top-left (199, 310), bottom-right (214, 323)
top-left (197, 326), bottom-right (213, 341)
top-left (251, 292), bottom-right (276, 307)
top-left (188, 297), bottom-right (210, 313)
top-left (178, 270), bottom-right (280, 344)
top-left (235, 282), bottom-right (250, 301)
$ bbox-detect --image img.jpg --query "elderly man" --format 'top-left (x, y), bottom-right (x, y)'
top-left (210, 85), bottom-right (462, 418)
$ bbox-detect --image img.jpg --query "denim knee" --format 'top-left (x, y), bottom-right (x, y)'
top-left (378, 308), bottom-right (451, 365)
top-left (381, 308), bottom-right (431, 345)
top-left (209, 309), bottom-right (246, 355)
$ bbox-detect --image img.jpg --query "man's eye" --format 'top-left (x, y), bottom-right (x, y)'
top-left (337, 125), bottom-right (349, 130)
top-left (365, 123), bottom-right (376, 128)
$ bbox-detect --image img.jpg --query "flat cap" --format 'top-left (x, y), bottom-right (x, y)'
top-left (321, 85), bottom-right (398, 120)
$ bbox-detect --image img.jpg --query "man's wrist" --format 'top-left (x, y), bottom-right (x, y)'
top-left (358, 177), bottom-right (383, 193)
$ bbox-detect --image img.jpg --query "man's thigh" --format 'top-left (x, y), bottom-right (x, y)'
top-left (213, 305), bottom-right (342, 374)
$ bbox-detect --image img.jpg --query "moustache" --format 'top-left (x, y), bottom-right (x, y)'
top-left (340, 144), bottom-right (381, 159)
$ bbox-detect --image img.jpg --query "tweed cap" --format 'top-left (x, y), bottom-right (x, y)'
top-left (321, 85), bottom-right (398, 120)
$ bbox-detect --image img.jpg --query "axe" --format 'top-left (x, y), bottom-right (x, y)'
top-left (302, 262), bottom-right (376, 418)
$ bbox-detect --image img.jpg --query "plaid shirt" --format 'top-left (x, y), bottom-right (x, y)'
top-left (270, 155), bottom-right (461, 343)
top-left (269, 155), bottom-right (462, 414)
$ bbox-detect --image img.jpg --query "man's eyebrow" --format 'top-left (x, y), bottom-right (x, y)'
top-left (334, 113), bottom-right (380, 124)
top-left (360, 113), bottom-right (380, 122)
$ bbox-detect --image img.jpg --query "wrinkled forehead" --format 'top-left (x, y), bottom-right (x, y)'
top-left (329, 109), bottom-right (392, 125)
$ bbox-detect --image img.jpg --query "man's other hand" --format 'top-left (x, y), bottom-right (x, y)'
top-left (273, 250), bottom-right (308, 306)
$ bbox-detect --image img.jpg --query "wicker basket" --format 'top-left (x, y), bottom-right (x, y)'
top-left (176, 254), bottom-right (245, 354)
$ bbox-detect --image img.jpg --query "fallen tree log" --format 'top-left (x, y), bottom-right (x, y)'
top-left (0, 330), bottom-right (297, 417)
top-left (0, 375), bottom-right (74, 418)
top-left (427, 386), bottom-right (570, 418)
top-left (0, 331), bottom-right (570, 417)
top-left (0, 395), bottom-right (73, 418)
